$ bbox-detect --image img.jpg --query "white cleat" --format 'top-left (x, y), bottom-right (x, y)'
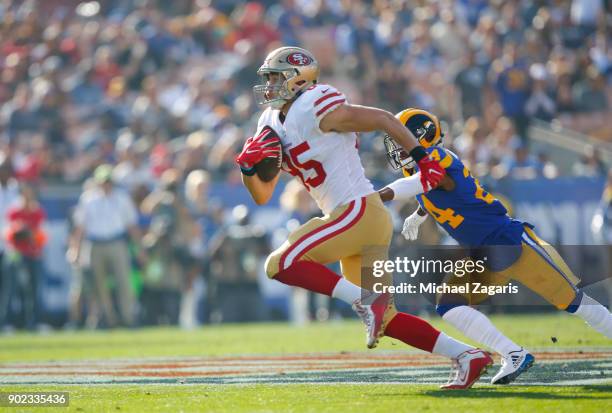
top-left (352, 292), bottom-right (390, 349)
top-left (491, 347), bottom-right (535, 385)
top-left (441, 349), bottom-right (493, 390)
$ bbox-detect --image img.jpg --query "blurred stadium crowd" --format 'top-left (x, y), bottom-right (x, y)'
top-left (0, 0), bottom-right (610, 330)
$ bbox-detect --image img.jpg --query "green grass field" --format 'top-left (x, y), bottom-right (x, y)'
top-left (0, 314), bottom-right (610, 412)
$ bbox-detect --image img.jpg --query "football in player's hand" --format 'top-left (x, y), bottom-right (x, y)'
top-left (254, 126), bottom-right (282, 182)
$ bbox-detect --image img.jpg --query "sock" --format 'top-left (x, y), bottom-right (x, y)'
top-left (331, 277), bottom-right (363, 304)
top-left (572, 294), bottom-right (612, 339)
top-left (432, 332), bottom-right (474, 359)
top-left (274, 261), bottom-right (340, 296)
top-left (384, 312), bottom-right (441, 353)
top-left (443, 305), bottom-right (521, 356)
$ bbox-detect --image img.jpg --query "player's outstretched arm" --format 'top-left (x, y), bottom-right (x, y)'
top-left (319, 103), bottom-right (446, 190)
top-left (319, 104), bottom-right (420, 151)
top-left (378, 173), bottom-right (426, 202)
top-left (379, 173), bottom-right (456, 202)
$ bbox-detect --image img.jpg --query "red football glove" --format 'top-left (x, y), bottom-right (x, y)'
top-left (417, 156), bottom-right (446, 192)
top-left (235, 127), bottom-right (282, 171)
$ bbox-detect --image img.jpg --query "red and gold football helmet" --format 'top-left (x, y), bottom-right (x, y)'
top-left (253, 47), bottom-right (319, 109)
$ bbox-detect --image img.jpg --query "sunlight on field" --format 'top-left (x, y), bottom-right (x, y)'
top-left (0, 314), bottom-right (609, 363)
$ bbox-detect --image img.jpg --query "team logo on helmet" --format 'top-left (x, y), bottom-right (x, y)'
top-left (287, 52), bottom-right (312, 66)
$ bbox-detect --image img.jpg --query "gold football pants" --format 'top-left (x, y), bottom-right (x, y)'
top-left (442, 226), bottom-right (580, 310)
top-left (265, 192), bottom-right (394, 292)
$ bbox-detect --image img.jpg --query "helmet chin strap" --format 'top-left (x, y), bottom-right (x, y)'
top-left (270, 88), bottom-right (305, 110)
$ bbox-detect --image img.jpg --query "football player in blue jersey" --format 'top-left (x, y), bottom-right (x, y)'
top-left (378, 108), bottom-right (612, 385)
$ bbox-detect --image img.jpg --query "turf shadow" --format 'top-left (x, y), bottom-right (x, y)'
top-left (416, 387), bottom-right (612, 400)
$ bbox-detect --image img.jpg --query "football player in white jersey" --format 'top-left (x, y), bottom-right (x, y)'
top-left (235, 47), bottom-right (493, 389)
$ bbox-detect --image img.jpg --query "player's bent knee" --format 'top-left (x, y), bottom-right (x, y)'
top-left (264, 252), bottom-right (282, 279)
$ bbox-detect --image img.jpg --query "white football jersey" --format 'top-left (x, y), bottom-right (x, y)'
top-left (255, 84), bottom-right (374, 215)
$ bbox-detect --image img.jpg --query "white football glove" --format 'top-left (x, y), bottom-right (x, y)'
top-left (401, 211), bottom-right (428, 241)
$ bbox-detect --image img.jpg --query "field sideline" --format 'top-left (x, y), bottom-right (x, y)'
top-left (0, 314), bottom-right (610, 412)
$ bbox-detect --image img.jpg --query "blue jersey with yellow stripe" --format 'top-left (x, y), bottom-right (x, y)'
top-left (412, 147), bottom-right (582, 311)
top-left (407, 146), bottom-right (527, 246)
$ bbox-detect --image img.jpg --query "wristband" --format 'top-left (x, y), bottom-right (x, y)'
top-left (409, 146), bottom-right (428, 163)
top-left (410, 209), bottom-right (428, 223)
top-left (240, 166), bottom-right (256, 176)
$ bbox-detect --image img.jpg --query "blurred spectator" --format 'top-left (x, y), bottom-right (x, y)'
top-left (489, 116), bottom-right (521, 165)
top-left (497, 144), bottom-right (543, 180)
top-left (572, 65), bottom-right (609, 113)
top-left (232, 2), bottom-right (280, 53)
top-left (185, 169), bottom-right (222, 246)
top-left (184, 169), bottom-right (221, 326)
top-left (67, 64), bottom-right (105, 107)
top-left (273, 0), bottom-right (306, 46)
top-left (31, 89), bottom-right (66, 148)
top-left (208, 205), bottom-right (267, 323)
top-left (453, 48), bottom-right (487, 121)
top-left (0, 155), bottom-right (19, 331)
top-left (3, 83), bottom-right (35, 144)
top-left (525, 63), bottom-right (557, 121)
top-left (555, 72), bottom-right (575, 113)
top-left (491, 42), bottom-right (531, 140)
top-left (112, 131), bottom-right (155, 192)
top-left (4, 183), bottom-right (47, 330)
top-left (453, 117), bottom-right (493, 170)
top-left (571, 0), bottom-right (604, 32)
top-left (431, 7), bottom-right (470, 62)
top-left (68, 165), bottom-right (143, 328)
top-left (537, 151), bottom-right (560, 179)
top-left (140, 168), bottom-right (201, 327)
top-left (572, 146), bottom-right (608, 177)
top-left (65, 180), bottom-right (99, 330)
